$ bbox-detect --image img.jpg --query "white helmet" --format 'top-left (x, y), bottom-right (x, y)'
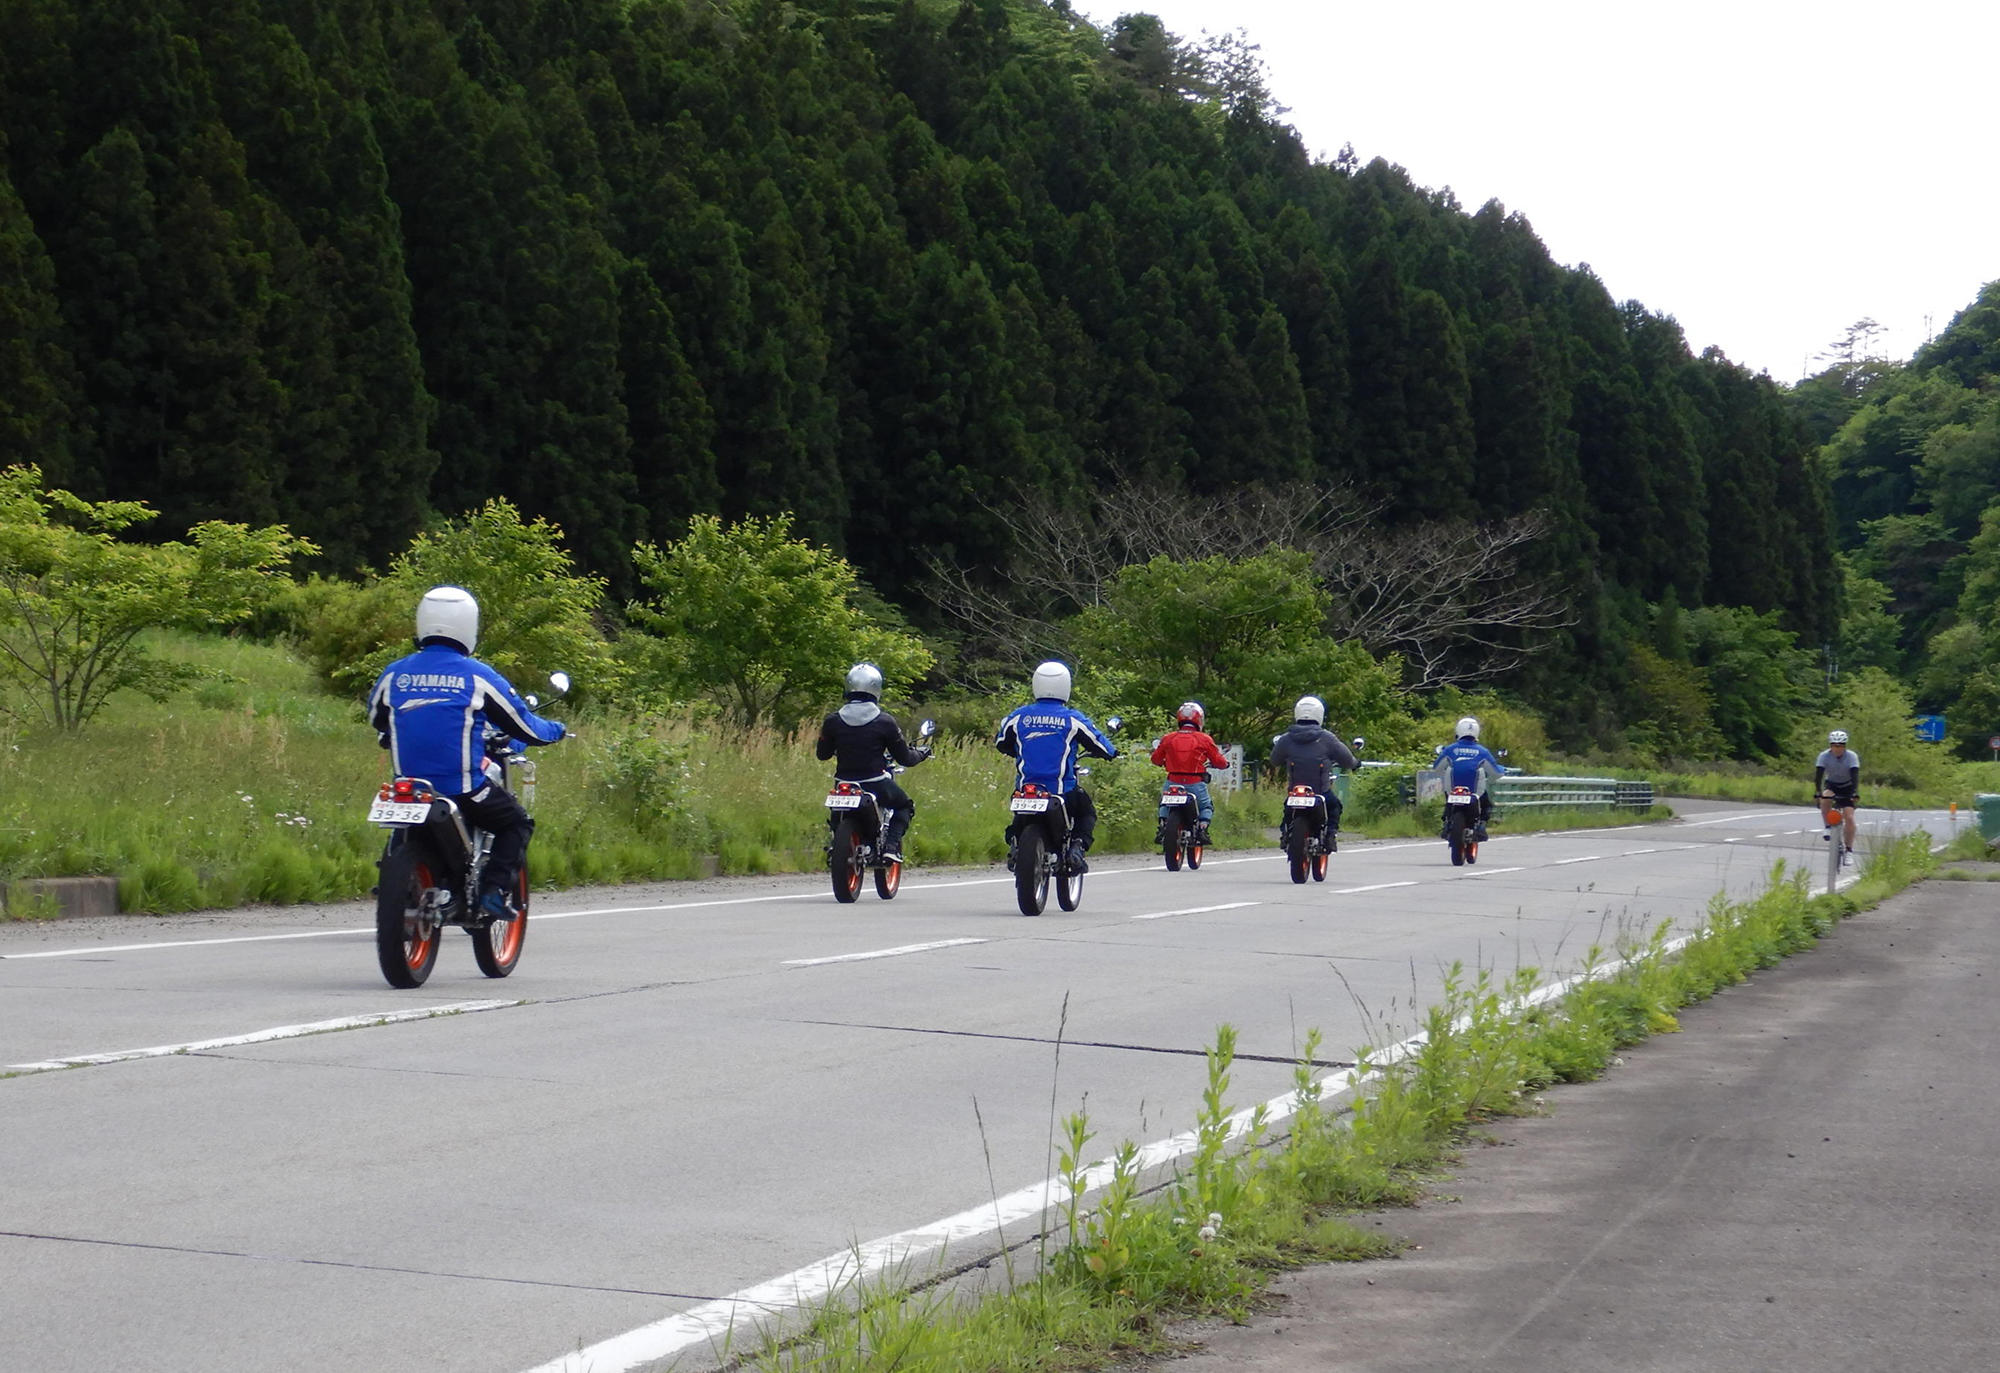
top-left (416, 585), bottom-right (479, 654)
top-left (1456, 716), bottom-right (1480, 739)
top-left (1031, 661), bottom-right (1072, 702)
top-left (1828, 729), bottom-right (1849, 744)
top-left (1294, 695), bottom-right (1325, 726)
top-left (845, 662), bottom-right (883, 700)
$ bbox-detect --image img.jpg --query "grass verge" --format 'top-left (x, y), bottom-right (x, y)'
top-left (730, 831), bottom-right (1938, 1371)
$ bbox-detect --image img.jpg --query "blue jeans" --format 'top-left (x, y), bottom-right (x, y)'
top-left (1159, 780), bottom-right (1213, 822)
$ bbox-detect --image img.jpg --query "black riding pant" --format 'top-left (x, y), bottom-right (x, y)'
top-left (454, 785), bottom-right (533, 896)
top-left (1008, 786), bottom-right (1097, 850)
top-left (858, 776), bottom-right (915, 850)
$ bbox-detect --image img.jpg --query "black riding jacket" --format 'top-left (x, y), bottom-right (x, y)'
top-left (816, 697), bottom-right (925, 782)
top-left (1270, 723), bottom-right (1359, 794)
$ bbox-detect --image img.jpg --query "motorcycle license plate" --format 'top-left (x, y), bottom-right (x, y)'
top-left (1160, 793), bottom-right (1193, 806)
top-left (1010, 796), bottom-right (1050, 813)
top-left (1446, 793), bottom-right (1476, 805)
top-left (368, 799), bottom-right (432, 825)
top-left (1285, 795), bottom-right (1320, 809)
top-left (825, 793), bottom-right (863, 810)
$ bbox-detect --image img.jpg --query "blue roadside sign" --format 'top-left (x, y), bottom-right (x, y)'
top-left (1915, 714), bottom-right (1947, 742)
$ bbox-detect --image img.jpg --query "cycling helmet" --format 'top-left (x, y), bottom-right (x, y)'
top-left (1828, 729), bottom-right (1849, 745)
top-left (1456, 716), bottom-right (1481, 739)
top-left (844, 662), bottom-right (884, 700)
top-left (1031, 661), bottom-right (1073, 702)
top-left (1294, 695), bottom-right (1325, 726)
top-left (415, 586), bottom-right (479, 654)
top-left (1176, 701), bottom-right (1205, 729)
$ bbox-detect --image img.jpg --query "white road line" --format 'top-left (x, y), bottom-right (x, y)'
top-left (1130, 901), bottom-right (1259, 921)
top-left (4, 1001), bottom-right (512, 1076)
top-left (1554, 856), bottom-right (1601, 866)
top-left (0, 927), bottom-right (371, 959)
top-left (1675, 809), bottom-right (1800, 827)
top-left (1756, 833), bottom-right (1776, 839)
top-left (782, 938), bottom-right (986, 967)
top-left (1623, 848), bottom-right (1660, 856)
top-left (1723, 837), bottom-right (1745, 843)
top-left (1333, 881), bottom-right (1418, 894)
top-left (1463, 866), bottom-right (1525, 877)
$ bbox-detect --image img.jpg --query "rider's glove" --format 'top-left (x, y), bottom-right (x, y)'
top-left (916, 746), bottom-right (933, 762)
top-left (377, 730), bottom-right (391, 750)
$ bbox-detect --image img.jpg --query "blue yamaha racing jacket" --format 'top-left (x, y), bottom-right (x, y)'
top-left (994, 700), bottom-right (1118, 791)
top-left (368, 643), bottom-right (566, 796)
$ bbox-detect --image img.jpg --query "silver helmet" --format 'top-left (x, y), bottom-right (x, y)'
top-left (1293, 695), bottom-right (1325, 726)
top-left (845, 662), bottom-right (884, 700)
top-left (1031, 661), bottom-right (1073, 702)
top-left (416, 585), bottom-right (479, 654)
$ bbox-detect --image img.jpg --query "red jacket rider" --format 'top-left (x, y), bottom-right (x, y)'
top-left (1151, 715), bottom-right (1229, 783)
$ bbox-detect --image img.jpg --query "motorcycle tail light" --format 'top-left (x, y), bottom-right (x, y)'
top-left (835, 781), bottom-right (860, 795)
top-left (393, 779), bottom-right (416, 801)
top-left (1290, 785), bottom-right (1314, 796)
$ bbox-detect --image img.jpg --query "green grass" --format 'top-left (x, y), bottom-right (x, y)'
top-left (730, 830), bottom-right (1940, 1371)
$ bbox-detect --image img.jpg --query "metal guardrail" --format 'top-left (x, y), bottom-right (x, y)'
top-left (1397, 773), bottom-right (1655, 813)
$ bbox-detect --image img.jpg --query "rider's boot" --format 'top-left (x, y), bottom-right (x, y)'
top-left (1194, 819), bottom-right (1211, 845)
top-left (477, 885), bottom-right (517, 921)
top-left (1066, 840), bottom-right (1090, 875)
top-left (1005, 834), bottom-right (1018, 872)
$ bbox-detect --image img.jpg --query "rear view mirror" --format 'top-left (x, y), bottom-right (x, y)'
top-left (549, 671), bottom-right (572, 697)
top-left (1106, 716), bottom-right (1123, 732)
top-left (918, 718), bottom-right (937, 739)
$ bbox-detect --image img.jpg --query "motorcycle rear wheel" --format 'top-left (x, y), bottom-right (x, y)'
top-left (1187, 835), bottom-right (1204, 870)
top-left (1447, 811), bottom-right (1467, 866)
top-left (1015, 827), bottom-right (1049, 916)
top-left (471, 863), bottom-right (528, 978)
top-left (1311, 848), bottom-right (1329, 881)
top-left (1161, 814), bottom-right (1183, 871)
top-left (1287, 823), bottom-right (1310, 884)
top-left (376, 841), bottom-right (442, 989)
top-left (830, 817), bottom-right (866, 903)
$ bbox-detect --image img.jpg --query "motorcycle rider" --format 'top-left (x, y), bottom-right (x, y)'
top-left (1151, 701), bottom-right (1229, 846)
top-left (368, 586), bottom-right (567, 919)
top-left (995, 661), bottom-right (1118, 874)
top-left (1270, 695), bottom-right (1359, 850)
top-left (815, 662), bottom-right (932, 863)
top-left (1434, 716), bottom-right (1504, 840)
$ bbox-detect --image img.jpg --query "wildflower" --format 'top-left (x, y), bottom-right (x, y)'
top-left (1198, 1223), bottom-right (1217, 1242)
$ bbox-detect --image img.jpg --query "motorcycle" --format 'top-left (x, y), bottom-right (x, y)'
top-left (1156, 784), bottom-right (1206, 872)
top-left (1443, 784), bottom-right (1482, 866)
top-left (367, 671), bottom-right (569, 988)
top-left (825, 719), bottom-right (936, 903)
top-left (1007, 716), bottom-right (1119, 916)
top-left (1281, 784), bottom-right (1333, 884)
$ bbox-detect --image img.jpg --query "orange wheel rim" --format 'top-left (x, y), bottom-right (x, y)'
top-left (407, 862), bottom-right (439, 966)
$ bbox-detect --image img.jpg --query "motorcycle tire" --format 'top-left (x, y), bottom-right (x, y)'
top-left (1287, 822), bottom-right (1310, 884)
top-left (1448, 812), bottom-right (1467, 866)
top-left (376, 841), bottom-right (442, 989)
top-left (1466, 840), bottom-right (1480, 865)
top-left (1187, 835), bottom-right (1204, 870)
top-left (830, 816), bottom-right (866, 903)
top-left (470, 863), bottom-right (528, 978)
top-left (1015, 827), bottom-right (1049, 916)
top-left (1311, 849), bottom-right (1329, 882)
top-left (874, 857), bottom-right (902, 900)
top-left (1161, 814), bottom-right (1183, 871)
top-left (1056, 860), bottom-right (1084, 912)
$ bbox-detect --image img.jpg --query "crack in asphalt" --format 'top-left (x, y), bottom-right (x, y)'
top-left (0, 1228), bottom-right (718, 1300)
top-left (784, 1017), bottom-right (1353, 1068)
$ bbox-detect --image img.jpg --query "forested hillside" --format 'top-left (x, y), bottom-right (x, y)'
top-left (1, 0), bottom-right (1845, 741)
top-left (1795, 286), bottom-right (2000, 757)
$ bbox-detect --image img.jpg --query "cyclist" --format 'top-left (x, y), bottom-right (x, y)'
top-left (1814, 729), bottom-right (1861, 858)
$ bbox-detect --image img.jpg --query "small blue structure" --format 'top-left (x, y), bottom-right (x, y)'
top-left (1915, 714), bottom-right (1947, 742)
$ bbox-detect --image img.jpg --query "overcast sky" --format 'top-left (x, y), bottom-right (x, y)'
top-left (1079, 0), bottom-right (1999, 382)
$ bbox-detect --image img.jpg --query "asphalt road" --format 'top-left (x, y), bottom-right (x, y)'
top-left (0, 800), bottom-right (1954, 1372)
top-left (1148, 874), bottom-right (2000, 1373)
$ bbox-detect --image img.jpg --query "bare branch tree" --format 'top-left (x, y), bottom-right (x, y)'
top-left (925, 477), bottom-right (1575, 690)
